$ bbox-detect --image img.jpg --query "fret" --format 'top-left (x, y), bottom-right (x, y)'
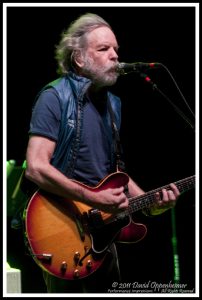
top-left (128, 175), bottom-right (195, 214)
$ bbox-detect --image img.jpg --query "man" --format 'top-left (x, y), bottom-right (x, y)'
top-left (25, 13), bottom-right (180, 293)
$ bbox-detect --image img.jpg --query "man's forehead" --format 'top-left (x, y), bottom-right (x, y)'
top-left (86, 26), bottom-right (118, 46)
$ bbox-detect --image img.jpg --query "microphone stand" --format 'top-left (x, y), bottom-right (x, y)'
top-left (139, 71), bottom-right (195, 283)
top-left (139, 72), bottom-right (195, 131)
top-left (171, 207), bottom-right (180, 283)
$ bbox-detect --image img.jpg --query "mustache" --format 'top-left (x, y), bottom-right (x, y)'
top-left (106, 63), bottom-right (119, 73)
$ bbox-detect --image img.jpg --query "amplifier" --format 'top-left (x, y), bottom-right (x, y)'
top-left (7, 267), bottom-right (21, 293)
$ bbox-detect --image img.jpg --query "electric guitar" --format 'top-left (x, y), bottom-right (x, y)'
top-left (24, 172), bottom-right (195, 280)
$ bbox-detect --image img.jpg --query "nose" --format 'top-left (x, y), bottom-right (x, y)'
top-left (110, 47), bottom-right (118, 61)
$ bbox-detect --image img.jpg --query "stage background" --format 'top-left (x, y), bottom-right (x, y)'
top-left (6, 5), bottom-right (196, 293)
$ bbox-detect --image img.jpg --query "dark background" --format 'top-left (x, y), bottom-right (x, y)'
top-left (6, 5), bottom-right (196, 293)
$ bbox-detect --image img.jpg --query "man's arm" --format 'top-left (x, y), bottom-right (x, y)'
top-left (25, 135), bottom-right (129, 213)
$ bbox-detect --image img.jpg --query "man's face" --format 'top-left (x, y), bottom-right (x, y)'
top-left (80, 26), bottom-right (119, 87)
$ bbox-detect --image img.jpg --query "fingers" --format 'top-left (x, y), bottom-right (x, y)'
top-left (155, 184), bottom-right (180, 209)
top-left (117, 197), bottom-right (129, 209)
top-left (108, 186), bottom-right (129, 212)
top-left (170, 183), bottom-right (180, 197)
top-left (111, 186), bottom-right (124, 195)
top-left (162, 184), bottom-right (180, 202)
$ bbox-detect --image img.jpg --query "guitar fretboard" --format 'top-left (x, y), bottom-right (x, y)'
top-left (128, 175), bottom-right (195, 214)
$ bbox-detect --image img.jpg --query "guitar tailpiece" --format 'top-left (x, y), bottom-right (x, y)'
top-left (32, 253), bottom-right (52, 263)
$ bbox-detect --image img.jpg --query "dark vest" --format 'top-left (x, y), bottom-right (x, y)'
top-left (38, 72), bottom-right (122, 178)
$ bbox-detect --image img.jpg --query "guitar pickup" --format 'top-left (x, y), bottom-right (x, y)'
top-left (88, 209), bottom-right (105, 230)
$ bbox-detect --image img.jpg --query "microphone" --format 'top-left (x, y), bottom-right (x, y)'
top-left (116, 62), bottom-right (161, 74)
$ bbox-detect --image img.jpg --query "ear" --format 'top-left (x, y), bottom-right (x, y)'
top-left (73, 50), bottom-right (84, 68)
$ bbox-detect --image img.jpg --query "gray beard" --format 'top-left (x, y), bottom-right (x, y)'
top-left (82, 56), bottom-right (118, 87)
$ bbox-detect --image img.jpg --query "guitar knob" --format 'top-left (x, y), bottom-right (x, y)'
top-left (60, 261), bottom-right (67, 274)
top-left (84, 245), bottom-right (89, 253)
top-left (74, 251), bottom-right (80, 263)
top-left (86, 260), bottom-right (92, 270)
top-left (74, 269), bottom-right (80, 278)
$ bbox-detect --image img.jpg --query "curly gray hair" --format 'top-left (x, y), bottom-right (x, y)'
top-left (55, 13), bottom-right (112, 75)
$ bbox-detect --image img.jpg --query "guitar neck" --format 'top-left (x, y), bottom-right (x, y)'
top-left (128, 175), bottom-right (195, 214)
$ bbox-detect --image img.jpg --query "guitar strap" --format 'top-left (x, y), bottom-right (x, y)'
top-left (107, 100), bottom-right (126, 172)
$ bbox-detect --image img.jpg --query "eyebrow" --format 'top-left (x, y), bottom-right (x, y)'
top-left (96, 43), bottom-right (119, 50)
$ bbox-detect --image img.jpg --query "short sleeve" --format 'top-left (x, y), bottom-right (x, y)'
top-left (29, 88), bottom-right (61, 141)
